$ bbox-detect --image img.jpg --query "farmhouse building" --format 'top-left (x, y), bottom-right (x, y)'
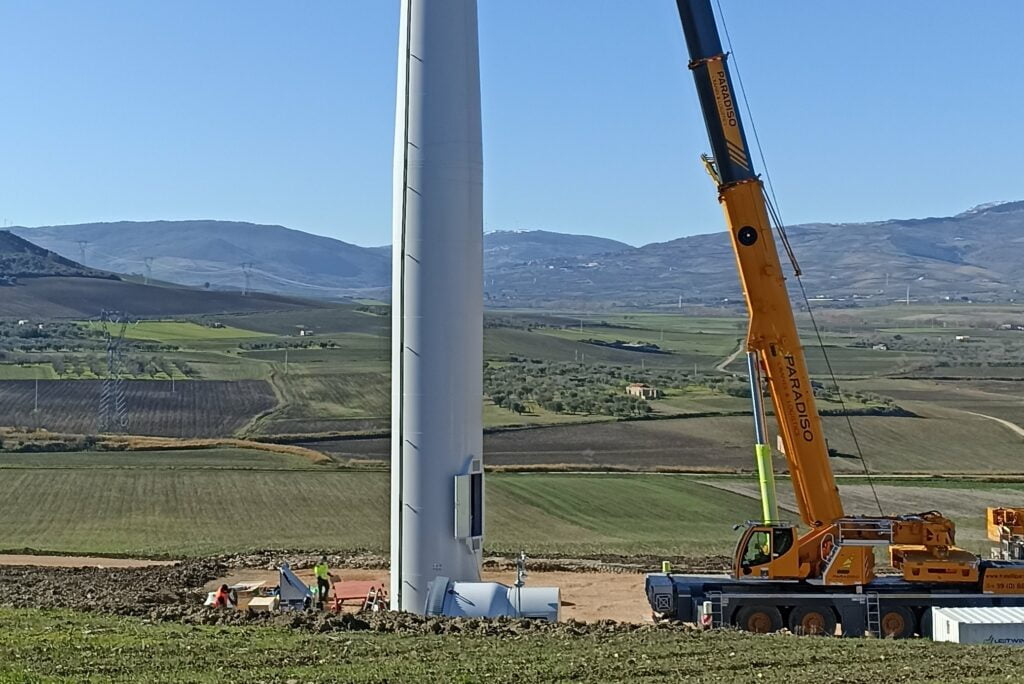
top-left (626, 383), bottom-right (661, 399)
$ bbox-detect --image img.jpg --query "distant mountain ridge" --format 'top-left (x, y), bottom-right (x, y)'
top-left (485, 230), bottom-right (630, 267)
top-left (483, 201), bottom-right (1024, 307)
top-left (13, 201), bottom-right (1024, 308)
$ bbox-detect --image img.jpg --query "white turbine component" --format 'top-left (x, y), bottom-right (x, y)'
top-left (390, 0), bottom-right (484, 613)
top-left (424, 578), bottom-right (561, 623)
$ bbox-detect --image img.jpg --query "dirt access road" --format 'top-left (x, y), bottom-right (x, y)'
top-left (963, 410), bottom-right (1024, 439)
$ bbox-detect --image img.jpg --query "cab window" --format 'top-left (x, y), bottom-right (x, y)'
top-left (742, 530), bottom-right (771, 566)
top-left (772, 527), bottom-right (794, 557)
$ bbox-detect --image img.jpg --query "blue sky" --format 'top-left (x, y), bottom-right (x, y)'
top-left (1, 1), bottom-right (1021, 247)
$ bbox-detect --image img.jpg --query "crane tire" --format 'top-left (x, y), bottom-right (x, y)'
top-left (917, 608), bottom-right (933, 639)
top-left (733, 605), bottom-right (783, 634)
top-left (879, 606), bottom-right (916, 639)
top-left (788, 606), bottom-right (837, 636)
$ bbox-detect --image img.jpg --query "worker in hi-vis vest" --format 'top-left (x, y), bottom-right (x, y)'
top-left (314, 556), bottom-right (331, 609)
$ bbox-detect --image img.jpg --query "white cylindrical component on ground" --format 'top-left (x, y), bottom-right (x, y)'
top-left (390, 0), bottom-right (484, 613)
top-left (424, 579), bottom-right (562, 623)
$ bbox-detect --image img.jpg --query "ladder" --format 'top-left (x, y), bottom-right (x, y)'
top-left (362, 584), bottom-right (387, 612)
top-left (707, 591), bottom-right (724, 629)
top-left (865, 592), bottom-right (881, 636)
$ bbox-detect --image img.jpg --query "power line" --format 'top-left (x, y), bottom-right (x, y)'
top-left (97, 310), bottom-right (130, 433)
top-left (240, 262), bottom-right (255, 296)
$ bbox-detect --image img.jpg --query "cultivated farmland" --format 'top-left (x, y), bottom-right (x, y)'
top-left (0, 461), bottom-right (761, 557)
top-left (0, 447), bottom-right (313, 470)
top-left (306, 408), bottom-right (1024, 475)
top-left (0, 379), bottom-right (276, 437)
top-left (89, 320), bottom-right (271, 342)
top-left (0, 457), bottom-right (1019, 559)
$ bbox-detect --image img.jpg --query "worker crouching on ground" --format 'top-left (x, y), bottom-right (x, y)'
top-left (212, 584), bottom-right (233, 609)
top-left (314, 556), bottom-right (332, 610)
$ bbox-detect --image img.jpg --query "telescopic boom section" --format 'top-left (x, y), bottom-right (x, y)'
top-left (674, 0), bottom-right (843, 528)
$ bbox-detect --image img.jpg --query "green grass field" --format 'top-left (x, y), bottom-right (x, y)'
top-left (239, 333), bottom-right (389, 367)
top-left (232, 333), bottom-right (391, 434)
top-left (210, 306), bottom-right (388, 336)
top-left (0, 451), bottom-right (762, 556)
top-left (84, 320), bottom-right (271, 342)
top-left (164, 350), bottom-right (270, 380)
top-left (2, 443), bottom-right (1018, 559)
top-left (251, 367), bottom-right (390, 435)
top-left (0, 363), bottom-right (58, 380)
top-left (5, 608), bottom-right (1017, 684)
top-left (489, 474), bottom-right (761, 556)
top-left (0, 469), bottom-right (384, 556)
top-left (0, 360), bottom-right (194, 381)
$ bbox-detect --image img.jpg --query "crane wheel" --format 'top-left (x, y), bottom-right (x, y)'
top-left (788, 606), bottom-right (836, 636)
top-left (733, 605), bottom-right (783, 634)
top-left (917, 608), bottom-right (933, 639)
top-left (879, 606), bottom-right (916, 639)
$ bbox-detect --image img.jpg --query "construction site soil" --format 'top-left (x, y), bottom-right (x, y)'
top-left (5, 553), bottom-right (1024, 684)
top-left (0, 552), bottom-right (730, 630)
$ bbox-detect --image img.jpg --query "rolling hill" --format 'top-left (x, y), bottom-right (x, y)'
top-left (0, 231), bottom-right (315, 318)
top-left (13, 221), bottom-right (391, 298)
top-left (12, 201), bottom-right (1024, 308)
top-left (0, 231), bottom-right (115, 281)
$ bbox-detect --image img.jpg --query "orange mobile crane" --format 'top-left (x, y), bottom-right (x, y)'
top-left (646, 0), bottom-right (1024, 637)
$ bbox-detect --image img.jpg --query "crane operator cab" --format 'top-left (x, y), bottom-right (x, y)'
top-left (734, 522), bottom-right (800, 580)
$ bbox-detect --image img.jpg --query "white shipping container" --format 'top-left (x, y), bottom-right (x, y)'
top-left (931, 606), bottom-right (1024, 645)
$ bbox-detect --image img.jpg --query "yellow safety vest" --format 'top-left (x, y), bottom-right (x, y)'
top-left (314, 563), bottom-right (329, 580)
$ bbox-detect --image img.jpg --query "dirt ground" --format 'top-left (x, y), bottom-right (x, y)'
top-left (212, 567), bottom-right (654, 623)
top-left (0, 552), bottom-right (671, 624)
top-left (0, 554), bottom-right (176, 568)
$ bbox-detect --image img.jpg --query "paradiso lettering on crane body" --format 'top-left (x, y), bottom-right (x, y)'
top-left (785, 354), bottom-right (814, 442)
top-left (708, 61), bottom-right (749, 170)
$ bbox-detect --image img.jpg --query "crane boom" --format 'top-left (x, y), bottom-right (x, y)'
top-left (673, 0), bottom-right (842, 528)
